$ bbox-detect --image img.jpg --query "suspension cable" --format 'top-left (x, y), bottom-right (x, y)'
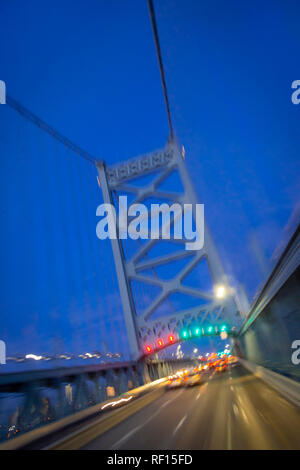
top-left (6, 95), bottom-right (97, 165)
top-left (147, 0), bottom-right (174, 139)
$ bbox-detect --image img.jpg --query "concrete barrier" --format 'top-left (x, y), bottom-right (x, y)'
top-left (239, 358), bottom-right (300, 407)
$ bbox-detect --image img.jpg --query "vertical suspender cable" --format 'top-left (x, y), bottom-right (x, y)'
top-left (147, 0), bottom-right (174, 140)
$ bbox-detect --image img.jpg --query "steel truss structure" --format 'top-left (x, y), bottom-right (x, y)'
top-left (97, 139), bottom-right (240, 360)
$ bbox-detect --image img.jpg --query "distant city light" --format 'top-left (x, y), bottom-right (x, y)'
top-left (25, 354), bottom-right (43, 361)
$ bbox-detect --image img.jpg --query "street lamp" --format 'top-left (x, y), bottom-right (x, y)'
top-left (215, 284), bottom-right (226, 299)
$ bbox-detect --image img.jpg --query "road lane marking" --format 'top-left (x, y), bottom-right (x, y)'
top-left (240, 408), bottom-right (249, 424)
top-left (173, 415), bottom-right (187, 436)
top-left (196, 383), bottom-right (208, 400)
top-left (110, 388), bottom-right (184, 449)
top-left (160, 399), bottom-right (172, 408)
top-left (233, 404), bottom-right (239, 416)
top-left (110, 425), bottom-right (142, 449)
top-left (110, 425), bottom-right (143, 450)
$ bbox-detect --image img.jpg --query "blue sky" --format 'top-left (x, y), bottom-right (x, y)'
top-left (0, 0), bottom-right (299, 361)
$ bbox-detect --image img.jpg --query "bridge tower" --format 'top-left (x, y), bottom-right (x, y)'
top-left (96, 138), bottom-right (240, 360)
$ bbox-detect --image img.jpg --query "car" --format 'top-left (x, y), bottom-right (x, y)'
top-left (216, 361), bottom-right (227, 373)
top-left (184, 372), bottom-right (204, 387)
top-left (228, 355), bottom-right (238, 365)
top-left (166, 376), bottom-right (184, 390)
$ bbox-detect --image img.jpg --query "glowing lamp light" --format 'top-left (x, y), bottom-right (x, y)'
top-left (145, 345), bottom-right (152, 353)
top-left (168, 335), bottom-right (175, 343)
top-left (220, 331), bottom-right (228, 340)
top-left (215, 285), bottom-right (226, 299)
top-left (25, 354), bottom-right (43, 361)
top-left (157, 339), bottom-right (164, 347)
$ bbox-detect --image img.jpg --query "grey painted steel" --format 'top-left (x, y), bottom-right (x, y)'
top-left (96, 162), bottom-right (140, 360)
top-left (98, 139), bottom-right (240, 357)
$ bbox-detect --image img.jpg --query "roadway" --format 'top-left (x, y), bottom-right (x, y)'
top-left (42, 364), bottom-right (300, 450)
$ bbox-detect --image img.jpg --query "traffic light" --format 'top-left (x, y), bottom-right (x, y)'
top-left (157, 338), bottom-right (164, 348)
top-left (145, 345), bottom-right (152, 353)
top-left (207, 326), bottom-right (213, 334)
top-left (220, 324), bottom-right (227, 332)
top-left (181, 329), bottom-right (188, 339)
top-left (195, 328), bottom-right (201, 336)
top-left (168, 334), bottom-right (175, 343)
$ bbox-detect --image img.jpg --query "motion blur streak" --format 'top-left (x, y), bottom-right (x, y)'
top-left (101, 396), bottom-right (133, 410)
top-left (43, 364), bottom-right (300, 450)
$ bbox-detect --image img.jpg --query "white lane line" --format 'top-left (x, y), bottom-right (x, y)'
top-left (196, 383), bottom-right (208, 400)
top-left (233, 404), bottom-right (239, 416)
top-left (111, 388), bottom-right (184, 449)
top-left (230, 386), bottom-right (234, 391)
top-left (173, 414), bottom-right (187, 436)
top-left (160, 398), bottom-right (172, 408)
top-left (110, 425), bottom-right (142, 450)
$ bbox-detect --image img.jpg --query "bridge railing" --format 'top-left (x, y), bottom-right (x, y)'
top-left (0, 358), bottom-right (193, 443)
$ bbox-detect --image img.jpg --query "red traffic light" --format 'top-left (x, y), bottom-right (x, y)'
top-left (168, 334), bottom-right (175, 343)
top-left (145, 345), bottom-right (152, 353)
top-left (157, 338), bottom-right (164, 347)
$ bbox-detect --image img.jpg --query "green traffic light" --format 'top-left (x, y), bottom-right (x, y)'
top-left (195, 328), bottom-right (201, 336)
top-left (207, 326), bottom-right (213, 333)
